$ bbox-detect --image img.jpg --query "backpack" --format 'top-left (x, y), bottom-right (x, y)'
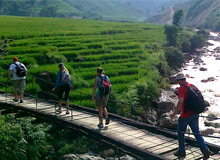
top-left (14, 63), bottom-right (26, 77)
top-left (184, 84), bottom-right (209, 113)
top-left (99, 76), bottom-right (112, 95)
top-left (61, 71), bottom-right (71, 84)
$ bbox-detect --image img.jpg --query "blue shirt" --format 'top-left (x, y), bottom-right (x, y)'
top-left (96, 75), bottom-right (110, 96)
top-left (55, 70), bottom-right (71, 89)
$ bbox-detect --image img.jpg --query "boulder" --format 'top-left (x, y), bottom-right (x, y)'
top-left (204, 120), bottom-right (220, 128)
top-left (63, 153), bottom-right (104, 160)
top-left (200, 128), bottom-right (215, 136)
top-left (193, 56), bottom-right (203, 64)
top-left (75, 56), bottom-right (86, 62)
top-left (159, 113), bottom-right (178, 129)
top-left (100, 149), bottom-right (115, 158)
top-left (201, 77), bottom-right (216, 83)
top-left (141, 109), bottom-right (157, 125)
top-left (157, 90), bottom-right (178, 118)
top-left (216, 57), bottom-right (220, 60)
top-left (199, 67), bottom-right (207, 71)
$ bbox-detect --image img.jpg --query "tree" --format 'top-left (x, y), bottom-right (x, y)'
top-left (165, 46), bottom-right (184, 69)
top-left (190, 34), bottom-right (206, 52)
top-left (39, 6), bottom-right (58, 17)
top-left (164, 25), bottom-right (178, 46)
top-left (172, 9), bottom-right (184, 26)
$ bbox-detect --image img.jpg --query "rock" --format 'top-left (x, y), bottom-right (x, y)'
top-left (141, 109), bottom-right (157, 125)
top-left (157, 90), bottom-right (178, 118)
top-left (201, 77), bottom-right (216, 83)
top-left (202, 63), bottom-right (206, 65)
top-left (207, 113), bottom-right (218, 121)
top-left (200, 128), bottom-right (215, 135)
top-left (159, 113), bottom-right (178, 129)
top-left (75, 56), bottom-right (86, 62)
top-left (193, 56), bottom-right (203, 64)
top-left (100, 149), bottom-right (115, 158)
top-left (204, 120), bottom-right (220, 128)
top-left (120, 155), bottom-right (136, 160)
top-left (63, 154), bottom-right (77, 160)
top-left (199, 67), bottom-right (207, 71)
top-left (192, 66), bottom-right (198, 69)
top-left (216, 57), bottom-right (220, 60)
top-left (185, 74), bottom-right (195, 79)
top-left (63, 153), bottom-right (104, 160)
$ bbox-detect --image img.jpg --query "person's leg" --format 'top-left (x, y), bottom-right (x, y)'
top-left (96, 95), bottom-right (104, 126)
top-left (64, 85), bottom-right (70, 112)
top-left (98, 106), bottom-right (104, 125)
top-left (58, 87), bottom-right (64, 111)
top-left (13, 80), bottom-right (19, 100)
top-left (177, 117), bottom-right (189, 152)
top-left (189, 115), bottom-right (208, 153)
top-left (19, 79), bottom-right (26, 103)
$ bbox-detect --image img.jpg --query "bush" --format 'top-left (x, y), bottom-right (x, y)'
top-left (165, 46), bottom-right (184, 69)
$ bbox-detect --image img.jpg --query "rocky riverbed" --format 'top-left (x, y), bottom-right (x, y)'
top-left (170, 32), bottom-right (220, 145)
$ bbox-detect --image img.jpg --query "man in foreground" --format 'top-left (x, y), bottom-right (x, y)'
top-left (170, 73), bottom-right (212, 159)
top-left (8, 57), bottom-right (27, 103)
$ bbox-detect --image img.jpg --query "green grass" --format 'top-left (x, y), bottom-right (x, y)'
top-left (0, 16), bottom-right (167, 110)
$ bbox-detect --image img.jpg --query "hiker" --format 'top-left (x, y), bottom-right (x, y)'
top-left (52, 63), bottom-right (71, 114)
top-left (170, 73), bottom-right (212, 159)
top-left (92, 67), bottom-right (111, 129)
top-left (8, 57), bottom-right (28, 103)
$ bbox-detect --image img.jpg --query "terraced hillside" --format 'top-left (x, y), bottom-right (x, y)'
top-left (0, 16), bottom-right (168, 112)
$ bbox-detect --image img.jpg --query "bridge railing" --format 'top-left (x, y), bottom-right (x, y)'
top-left (0, 59), bottom-right (220, 140)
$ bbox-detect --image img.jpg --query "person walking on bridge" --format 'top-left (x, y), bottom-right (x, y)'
top-left (52, 63), bottom-right (71, 114)
top-left (92, 67), bottom-right (111, 129)
top-left (170, 73), bottom-right (212, 159)
top-left (8, 57), bottom-right (27, 103)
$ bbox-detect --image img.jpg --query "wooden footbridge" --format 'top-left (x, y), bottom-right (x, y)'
top-left (0, 85), bottom-right (220, 160)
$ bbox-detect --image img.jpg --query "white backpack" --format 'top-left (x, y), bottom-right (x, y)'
top-left (61, 71), bottom-right (71, 84)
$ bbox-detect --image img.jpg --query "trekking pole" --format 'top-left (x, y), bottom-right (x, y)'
top-left (71, 109), bottom-right (73, 120)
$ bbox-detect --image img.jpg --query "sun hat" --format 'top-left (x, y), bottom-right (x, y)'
top-left (58, 63), bottom-right (64, 68)
top-left (13, 57), bottom-right (18, 61)
top-left (175, 73), bottom-right (186, 80)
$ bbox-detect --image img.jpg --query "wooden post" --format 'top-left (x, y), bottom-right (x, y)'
top-left (36, 97), bottom-right (38, 110)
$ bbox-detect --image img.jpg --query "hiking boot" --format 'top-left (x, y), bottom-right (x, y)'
top-left (105, 118), bottom-right (110, 125)
top-left (13, 98), bottom-right (18, 102)
top-left (97, 123), bottom-right (104, 129)
top-left (20, 100), bottom-right (23, 103)
top-left (56, 108), bottom-right (62, 113)
top-left (203, 149), bottom-right (212, 160)
top-left (66, 110), bottom-right (70, 115)
top-left (174, 150), bottom-right (186, 157)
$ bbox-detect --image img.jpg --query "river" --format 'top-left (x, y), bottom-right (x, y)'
top-left (172, 32), bottom-right (220, 145)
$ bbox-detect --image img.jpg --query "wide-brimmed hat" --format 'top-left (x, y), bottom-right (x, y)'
top-left (175, 73), bottom-right (186, 80)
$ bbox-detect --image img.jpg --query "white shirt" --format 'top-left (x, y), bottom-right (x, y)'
top-left (9, 62), bottom-right (27, 80)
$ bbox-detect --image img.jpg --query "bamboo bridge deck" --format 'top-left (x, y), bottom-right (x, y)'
top-left (0, 92), bottom-right (219, 160)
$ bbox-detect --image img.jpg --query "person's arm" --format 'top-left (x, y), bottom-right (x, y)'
top-left (170, 98), bottom-right (184, 119)
top-left (8, 70), bottom-right (12, 82)
top-left (52, 71), bottom-right (60, 91)
top-left (92, 77), bottom-right (98, 102)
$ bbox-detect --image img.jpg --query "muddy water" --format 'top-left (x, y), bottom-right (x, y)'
top-left (172, 33), bottom-right (220, 145)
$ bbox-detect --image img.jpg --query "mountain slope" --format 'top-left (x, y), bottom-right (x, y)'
top-left (147, 0), bottom-right (220, 31)
top-left (0, 0), bottom-right (188, 21)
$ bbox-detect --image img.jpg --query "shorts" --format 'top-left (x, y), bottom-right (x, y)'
top-left (96, 95), bottom-right (109, 107)
top-left (13, 79), bottom-right (26, 91)
top-left (58, 85), bottom-right (70, 101)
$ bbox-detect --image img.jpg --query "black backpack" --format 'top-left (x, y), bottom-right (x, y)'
top-left (184, 84), bottom-right (209, 113)
top-left (99, 76), bottom-right (112, 95)
top-left (14, 63), bottom-right (26, 77)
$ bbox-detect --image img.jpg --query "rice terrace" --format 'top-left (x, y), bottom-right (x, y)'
top-left (0, 16), bottom-right (167, 112)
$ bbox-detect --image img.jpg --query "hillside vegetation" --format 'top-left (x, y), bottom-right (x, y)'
top-left (0, 0), bottom-right (188, 21)
top-left (148, 0), bottom-right (220, 31)
top-left (0, 16), bottom-right (169, 117)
